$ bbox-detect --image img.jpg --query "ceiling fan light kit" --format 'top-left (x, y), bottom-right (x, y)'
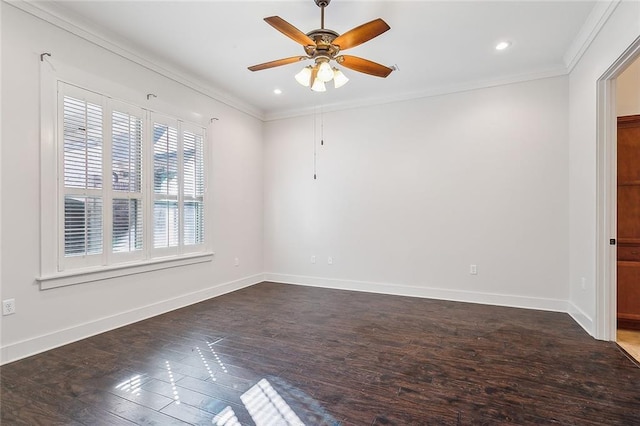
top-left (311, 77), bottom-right (327, 92)
top-left (248, 0), bottom-right (393, 92)
top-left (332, 68), bottom-right (349, 88)
top-left (295, 66), bottom-right (313, 87)
top-left (317, 59), bottom-right (334, 82)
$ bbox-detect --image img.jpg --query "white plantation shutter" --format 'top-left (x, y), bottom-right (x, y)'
top-left (183, 129), bottom-right (205, 246)
top-left (62, 93), bottom-right (104, 259)
top-left (63, 96), bottom-right (103, 189)
top-left (112, 110), bottom-right (142, 193)
top-left (153, 120), bottom-right (180, 250)
top-left (112, 109), bottom-right (143, 253)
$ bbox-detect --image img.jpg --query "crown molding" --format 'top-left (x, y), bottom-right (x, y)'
top-left (264, 66), bottom-right (568, 121)
top-left (563, 0), bottom-right (620, 73)
top-left (6, 0), bottom-right (265, 121)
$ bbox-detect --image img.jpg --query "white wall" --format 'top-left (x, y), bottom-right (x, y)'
top-left (0, 4), bottom-right (264, 364)
top-left (264, 77), bottom-right (570, 310)
top-left (617, 56), bottom-right (640, 116)
top-left (568, 1), bottom-right (640, 335)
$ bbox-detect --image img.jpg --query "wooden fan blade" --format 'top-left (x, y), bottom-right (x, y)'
top-left (333, 18), bottom-right (390, 51)
top-left (337, 55), bottom-right (393, 78)
top-left (264, 16), bottom-right (315, 47)
top-left (248, 56), bottom-right (308, 72)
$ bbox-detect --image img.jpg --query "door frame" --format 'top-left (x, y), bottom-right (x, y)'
top-left (596, 35), bottom-right (640, 341)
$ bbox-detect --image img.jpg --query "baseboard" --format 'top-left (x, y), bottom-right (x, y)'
top-left (264, 273), bottom-right (569, 313)
top-left (0, 274), bottom-right (264, 365)
top-left (617, 318), bottom-right (640, 330)
top-left (567, 301), bottom-right (595, 336)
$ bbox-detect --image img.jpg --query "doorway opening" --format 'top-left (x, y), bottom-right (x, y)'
top-left (614, 57), bottom-right (640, 362)
top-left (596, 35), bottom-right (640, 363)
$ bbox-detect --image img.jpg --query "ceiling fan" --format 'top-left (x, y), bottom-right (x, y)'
top-left (248, 0), bottom-right (394, 91)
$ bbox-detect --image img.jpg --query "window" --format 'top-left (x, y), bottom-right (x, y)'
top-left (54, 82), bottom-right (208, 276)
top-left (149, 116), bottom-right (206, 256)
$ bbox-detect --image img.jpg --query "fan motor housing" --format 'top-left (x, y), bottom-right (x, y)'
top-left (314, 0), bottom-right (331, 7)
top-left (305, 28), bottom-right (339, 57)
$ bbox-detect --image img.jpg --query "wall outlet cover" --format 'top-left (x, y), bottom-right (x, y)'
top-left (3, 299), bottom-right (16, 315)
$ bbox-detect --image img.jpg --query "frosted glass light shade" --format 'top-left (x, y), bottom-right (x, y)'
top-left (333, 68), bottom-right (349, 88)
top-left (295, 66), bottom-right (312, 87)
top-left (317, 61), bottom-right (334, 82)
top-left (310, 78), bottom-right (326, 92)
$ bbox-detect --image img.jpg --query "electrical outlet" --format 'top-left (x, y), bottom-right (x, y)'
top-left (311, 255), bottom-right (316, 264)
top-left (470, 264), bottom-right (477, 275)
top-left (3, 299), bottom-right (16, 316)
top-left (327, 257), bottom-right (333, 265)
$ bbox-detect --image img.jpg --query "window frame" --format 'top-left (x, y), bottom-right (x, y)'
top-left (38, 60), bottom-right (212, 290)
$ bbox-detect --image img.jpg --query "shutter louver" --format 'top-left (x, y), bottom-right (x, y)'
top-left (64, 196), bottom-right (103, 256)
top-left (113, 199), bottom-right (143, 252)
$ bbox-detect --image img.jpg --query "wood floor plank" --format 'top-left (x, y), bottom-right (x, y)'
top-left (2, 282), bottom-right (639, 425)
top-left (1, 372), bottom-right (137, 426)
top-left (141, 378), bottom-right (240, 414)
top-left (0, 379), bottom-right (85, 426)
top-left (76, 390), bottom-right (186, 425)
top-left (173, 376), bottom-right (245, 405)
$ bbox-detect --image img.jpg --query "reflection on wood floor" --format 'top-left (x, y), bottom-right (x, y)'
top-left (1, 282), bottom-right (640, 425)
top-left (617, 328), bottom-right (640, 363)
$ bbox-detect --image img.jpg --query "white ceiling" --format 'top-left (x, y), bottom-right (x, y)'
top-left (31, 0), bottom-right (601, 120)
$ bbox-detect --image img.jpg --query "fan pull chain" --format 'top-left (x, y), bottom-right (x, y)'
top-left (313, 108), bottom-right (325, 179)
top-left (313, 112), bottom-right (317, 180)
top-left (321, 109), bottom-right (324, 146)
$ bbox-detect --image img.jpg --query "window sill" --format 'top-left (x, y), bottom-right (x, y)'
top-left (37, 252), bottom-right (214, 290)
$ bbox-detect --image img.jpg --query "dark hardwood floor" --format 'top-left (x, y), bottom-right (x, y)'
top-left (1, 282), bottom-right (639, 425)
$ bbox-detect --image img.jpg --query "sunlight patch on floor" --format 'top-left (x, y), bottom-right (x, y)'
top-left (241, 378), bottom-right (304, 426)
